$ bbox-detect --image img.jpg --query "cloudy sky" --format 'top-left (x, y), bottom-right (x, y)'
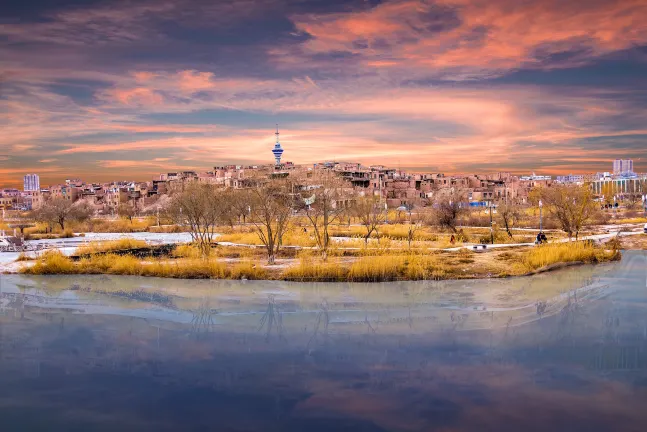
top-left (1, 0), bottom-right (647, 187)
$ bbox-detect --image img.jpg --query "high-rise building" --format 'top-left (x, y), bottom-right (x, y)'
top-left (613, 159), bottom-right (634, 175)
top-left (271, 125), bottom-right (284, 165)
top-left (23, 173), bottom-right (40, 192)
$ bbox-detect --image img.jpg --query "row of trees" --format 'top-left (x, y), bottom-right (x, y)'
top-left (164, 172), bottom-right (352, 262)
top-left (166, 179), bottom-right (604, 262)
top-left (29, 177), bottom-right (603, 261)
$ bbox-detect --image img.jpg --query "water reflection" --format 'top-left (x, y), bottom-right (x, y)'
top-left (1, 252), bottom-right (646, 431)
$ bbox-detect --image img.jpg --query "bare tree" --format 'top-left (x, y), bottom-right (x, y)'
top-left (235, 180), bottom-right (293, 264)
top-left (432, 189), bottom-right (467, 232)
top-left (600, 182), bottom-right (617, 206)
top-left (622, 179), bottom-right (646, 209)
top-left (407, 207), bottom-right (429, 250)
top-left (167, 183), bottom-right (225, 258)
top-left (537, 185), bottom-right (598, 240)
top-left (297, 171), bottom-right (349, 260)
top-left (497, 201), bottom-right (523, 238)
top-left (625, 192), bottom-right (642, 210)
top-left (33, 198), bottom-right (94, 231)
top-left (117, 203), bottom-right (137, 223)
top-left (351, 195), bottom-right (385, 245)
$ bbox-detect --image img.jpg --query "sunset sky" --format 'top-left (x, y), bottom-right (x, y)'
top-left (2, 0), bottom-right (647, 187)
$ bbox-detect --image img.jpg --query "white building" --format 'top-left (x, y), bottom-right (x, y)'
top-left (23, 173), bottom-right (40, 192)
top-left (555, 174), bottom-right (585, 184)
top-left (613, 159), bottom-right (634, 175)
top-left (519, 173), bottom-right (552, 181)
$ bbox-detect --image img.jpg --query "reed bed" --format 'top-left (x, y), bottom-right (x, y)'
top-left (282, 257), bottom-right (347, 282)
top-left (76, 238), bottom-right (149, 255)
top-left (21, 251), bottom-right (266, 280)
top-left (282, 252), bottom-right (449, 282)
top-left (216, 227), bottom-right (318, 247)
top-left (519, 241), bottom-right (619, 272)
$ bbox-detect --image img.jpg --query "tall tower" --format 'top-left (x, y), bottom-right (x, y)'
top-left (271, 124), bottom-right (284, 165)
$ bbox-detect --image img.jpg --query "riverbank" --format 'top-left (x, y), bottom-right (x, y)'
top-left (13, 241), bottom-right (620, 282)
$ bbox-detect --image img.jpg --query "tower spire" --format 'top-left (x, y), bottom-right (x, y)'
top-left (271, 124), bottom-right (284, 166)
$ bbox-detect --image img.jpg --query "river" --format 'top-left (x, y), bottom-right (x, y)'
top-left (0, 251), bottom-right (646, 431)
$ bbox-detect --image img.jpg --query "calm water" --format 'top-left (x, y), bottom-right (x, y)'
top-left (1, 252), bottom-right (646, 431)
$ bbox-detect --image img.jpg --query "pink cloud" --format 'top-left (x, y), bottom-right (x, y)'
top-left (283, 0), bottom-right (647, 78)
top-left (109, 87), bottom-right (165, 106)
top-left (176, 70), bottom-right (215, 93)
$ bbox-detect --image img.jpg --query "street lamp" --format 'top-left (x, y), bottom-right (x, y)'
top-left (538, 199), bottom-right (543, 234)
top-left (489, 201), bottom-right (494, 245)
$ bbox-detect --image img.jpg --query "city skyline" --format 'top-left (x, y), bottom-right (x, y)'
top-left (2, 0), bottom-right (647, 188)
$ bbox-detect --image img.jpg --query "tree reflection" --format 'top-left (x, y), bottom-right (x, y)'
top-left (191, 298), bottom-right (217, 335)
top-left (258, 294), bottom-right (283, 342)
top-left (307, 299), bottom-right (329, 350)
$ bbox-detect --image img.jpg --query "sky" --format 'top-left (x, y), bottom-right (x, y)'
top-left (1, 0), bottom-right (647, 188)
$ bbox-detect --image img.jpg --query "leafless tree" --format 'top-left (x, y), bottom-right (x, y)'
top-left (167, 183), bottom-right (225, 258)
top-left (625, 192), bottom-right (642, 210)
top-left (407, 208), bottom-right (429, 249)
top-left (234, 180), bottom-right (294, 264)
top-left (33, 198), bottom-right (94, 231)
top-left (117, 203), bottom-right (137, 223)
top-left (297, 171), bottom-right (349, 260)
top-left (432, 189), bottom-right (467, 232)
top-left (351, 195), bottom-right (385, 245)
top-left (536, 185), bottom-right (598, 240)
top-left (497, 201), bottom-right (523, 238)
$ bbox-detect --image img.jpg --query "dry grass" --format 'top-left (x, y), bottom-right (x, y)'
top-left (76, 238), bottom-right (149, 255)
top-left (83, 217), bottom-right (155, 233)
top-left (148, 224), bottom-right (188, 233)
top-left (15, 252), bottom-right (34, 262)
top-left (282, 259), bottom-right (347, 281)
top-left (229, 260), bottom-right (268, 280)
top-left (519, 241), bottom-right (619, 272)
top-left (22, 251), bottom-right (76, 275)
top-left (21, 251), bottom-right (267, 280)
top-left (613, 217), bottom-right (647, 225)
top-left (216, 227), bottom-right (318, 248)
top-left (282, 252), bottom-right (449, 282)
top-left (172, 243), bottom-right (203, 259)
top-left (20, 239), bottom-right (621, 282)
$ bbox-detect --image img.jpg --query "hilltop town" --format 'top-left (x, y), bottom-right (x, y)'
top-left (2, 160), bottom-right (646, 216)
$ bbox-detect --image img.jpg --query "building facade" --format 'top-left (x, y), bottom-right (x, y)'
top-left (613, 159), bottom-right (634, 175)
top-left (23, 174), bottom-right (40, 192)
